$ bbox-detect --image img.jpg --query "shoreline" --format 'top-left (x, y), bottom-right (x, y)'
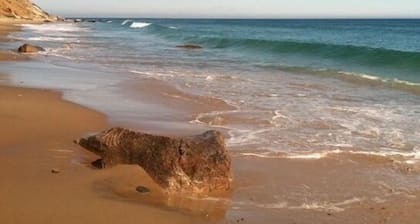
top-left (2, 19), bottom-right (420, 224)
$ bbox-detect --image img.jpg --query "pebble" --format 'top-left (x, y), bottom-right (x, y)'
top-left (51, 169), bottom-right (61, 174)
top-left (136, 186), bottom-right (151, 193)
top-left (91, 159), bottom-right (105, 169)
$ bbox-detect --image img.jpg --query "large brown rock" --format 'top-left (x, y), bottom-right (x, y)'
top-left (18, 44), bottom-right (45, 53)
top-left (77, 128), bottom-right (232, 194)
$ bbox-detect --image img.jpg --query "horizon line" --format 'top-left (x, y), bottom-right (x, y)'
top-left (64, 16), bottom-right (420, 20)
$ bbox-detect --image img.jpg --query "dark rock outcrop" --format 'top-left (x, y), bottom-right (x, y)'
top-left (77, 128), bottom-right (232, 194)
top-left (18, 43), bottom-right (45, 53)
top-left (176, 44), bottom-right (203, 49)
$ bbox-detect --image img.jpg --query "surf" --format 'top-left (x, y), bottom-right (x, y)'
top-left (129, 22), bottom-right (152, 28)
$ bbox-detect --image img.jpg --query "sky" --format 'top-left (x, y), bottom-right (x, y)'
top-left (33, 0), bottom-right (420, 18)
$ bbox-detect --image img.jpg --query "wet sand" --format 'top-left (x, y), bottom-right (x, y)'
top-left (119, 77), bottom-right (235, 136)
top-left (0, 23), bottom-right (28, 60)
top-left (0, 22), bottom-right (20, 37)
top-left (230, 152), bottom-right (420, 223)
top-left (0, 50), bottom-right (26, 60)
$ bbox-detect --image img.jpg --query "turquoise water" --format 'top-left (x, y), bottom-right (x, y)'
top-left (11, 19), bottom-right (420, 84)
top-left (96, 19), bottom-right (420, 84)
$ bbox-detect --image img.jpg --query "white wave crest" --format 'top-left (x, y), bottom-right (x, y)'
top-left (28, 37), bottom-right (67, 42)
top-left (130, 22), bottom-right (151, 28)
top-left (130, 70), bottom-right (175, 78)
top-left (337, 71), bottom-right (420, 88)
top-left (21, 23), bottom-right (85, 32)
top-left (121, 19), bottom-right (132, 25)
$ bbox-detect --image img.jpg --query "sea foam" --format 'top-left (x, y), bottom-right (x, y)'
top-left (241, 148), bottom-right (420, 164)
top-left (235, 197), bottom-right (364, 212)
top-left (121, 19), bottom-right (132, 25)
top-left (130, 22), bottom-right (151, 28)
top-left (28, 37), bottom-right (68, 42)
top-left (21, 23), bottom-right (85, 32)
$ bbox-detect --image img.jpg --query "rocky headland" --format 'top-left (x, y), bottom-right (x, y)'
top-left (0, 0), bottom-right (58, 22)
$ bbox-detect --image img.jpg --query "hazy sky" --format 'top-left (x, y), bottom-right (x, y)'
top-left (33, 0), bottom-right (420, 18)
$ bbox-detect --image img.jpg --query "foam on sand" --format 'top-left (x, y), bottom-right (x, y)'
top-left (234, 197), bottom-right (364, 213)
top-left (241, 148), bottom-right (420, 164)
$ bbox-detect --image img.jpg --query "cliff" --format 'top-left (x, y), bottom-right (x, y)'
top-left (0, 0), bottom-right (57, 21)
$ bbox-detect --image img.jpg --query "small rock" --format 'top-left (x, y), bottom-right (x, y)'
top-left (136, 186), bottom-right (151, 193)
top-left (91, 159), bottom-right (105, 169)
top-left (18, 44), bottom-right (45, 53)
top-left (51, 169), bottom-right (60, 174)
top-left (176, 44), bottom-right (203, 49)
